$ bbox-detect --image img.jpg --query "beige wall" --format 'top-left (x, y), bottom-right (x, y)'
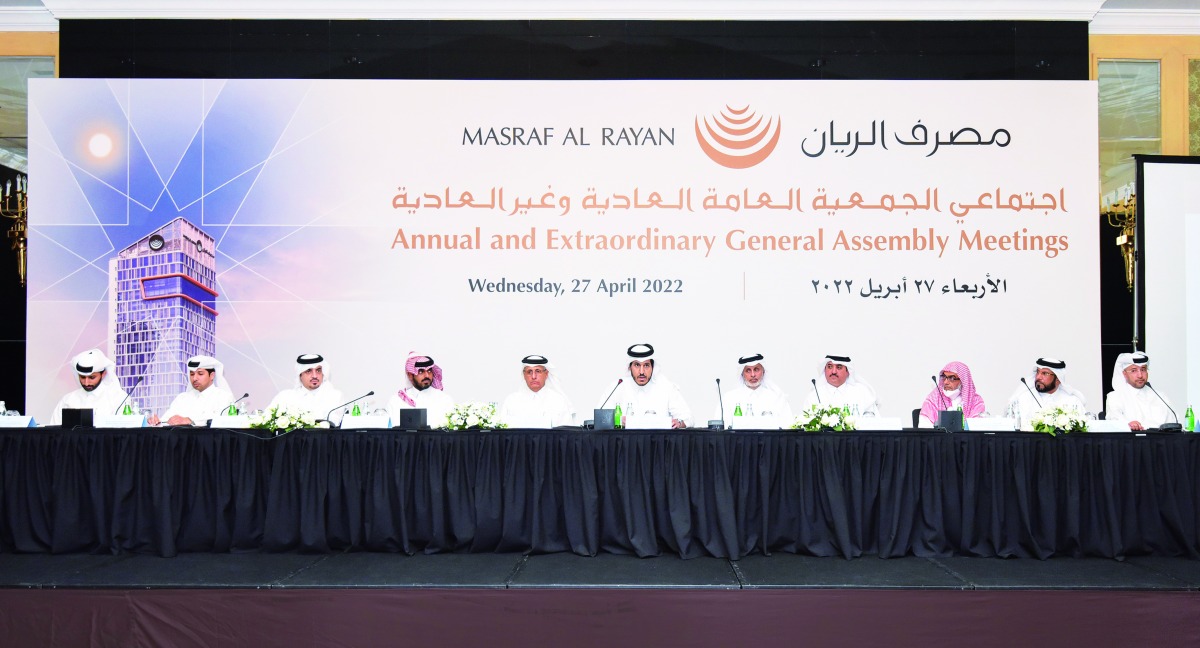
top-left (0, 31), bottom-right (58, 67)
top-left (1091, 35), bottom-right (1200, 156)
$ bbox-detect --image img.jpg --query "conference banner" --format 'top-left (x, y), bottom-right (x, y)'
top-left (27, 79), bottom-right (1100, 422)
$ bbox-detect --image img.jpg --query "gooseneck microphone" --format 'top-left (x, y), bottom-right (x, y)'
top-left (322, 391), bottom-right (375, 426)
top-left (811, 378), bottom-right (821, 403)
top-left (599, 379), bottom-right (623, 409)
top-left (225, 393), bottom-right (250, 412)
top-left (1145, 382), bottom-right (1183, 431)
top-left (113, 374), bottom-right (145, 414)
top-left (1020, 377), bottom-right (1042, 408)
top-left (717, 378), bottom-right (725, 428)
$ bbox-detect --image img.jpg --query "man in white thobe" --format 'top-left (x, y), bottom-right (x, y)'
top-left (1004, 357), bottom-right (1088, 430)
top-left (599, 343), bottom-right (693, 428)
top-left (50, 349), bottom-right (135, 425)
top-left (267, 353), bottom-right (346, 421)
top-left (798, 354), bottom-right (880, 417)
top-left (712, 353), bottom-right (795, 429)
top-left (388, 353), bottom-right (456, 427)
top-left (149, 355), bottom-right (236, 426)
top-left (1105, 352), bottom-right (1179, 431)
top-left (499, 354), bottom-right (576, 428)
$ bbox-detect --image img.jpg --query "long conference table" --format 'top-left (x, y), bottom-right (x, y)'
top-left (1, 426), bottom-right (1197, 559)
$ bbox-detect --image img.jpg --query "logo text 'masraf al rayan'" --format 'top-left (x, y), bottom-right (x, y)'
top-left (462, 126), bottom-right (675, 147)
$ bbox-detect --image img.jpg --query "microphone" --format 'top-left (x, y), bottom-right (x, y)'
top-left (811, 378), bottom-right (821, 403)
top-left (224, 393), bottom-right (249, 413)
top-left (114, 374), bottom-right (145, 414)
top-left (1145, 382), bottom-right (1182, 431)
top-left (708, 378), bottom-right (726, 431)
top-left (321, 391), bottom-right (375, 427)
top-left (1020, 377), bottom-right (1042, 408)
top-left (717, 378), bottom-right (725, 425)
top-left (932, 375), bottom-right (944, 409)
top-left (599, 379), bottom-right (623, 409)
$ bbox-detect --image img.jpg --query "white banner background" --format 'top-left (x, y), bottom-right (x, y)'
top-left (28, 79), bottom-right (1100, 422)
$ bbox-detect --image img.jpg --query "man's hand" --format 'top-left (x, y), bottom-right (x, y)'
top-left (1128, 420), bottom-right (1145, 431)
top-left (166, 415), bottom-right (195, 426)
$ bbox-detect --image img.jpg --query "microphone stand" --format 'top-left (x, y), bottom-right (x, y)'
top-left (319, 391), bottom-right (375, 428)
top-left (113, 374), bottom-right (145, 414)
top-left (1146, 382), bottom-right (1183, 431)
top-left (599, 379), bottom-right (623, 409)
top-left (708, 378), bottom-right (726, 431)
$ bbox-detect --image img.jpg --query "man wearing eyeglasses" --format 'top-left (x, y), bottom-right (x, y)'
top-left (918, 361), bottom-right (986, 427)
top-left (498, 354), bottom-right (575, 428)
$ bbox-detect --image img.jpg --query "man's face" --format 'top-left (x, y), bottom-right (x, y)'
top-left (630, 359), bottom-right (654, 386)
top-left (301, 366), bottom-right (324, 390)
top-left (523, 365), bottom-right (548, 392)
top-left (742, 363), bottom-right (765, 389)
top-left (1123, 364), bottom-right (1148, 389)
top-left (939, 371), bottom-right (961, 391)
top-left (1034, 368), bottom-right (1059, 393)
top-left (409, 367), bottom-right (435, 391)
top-left (190, 368), bottom-right (214, 392)
top-left (824, 362), bottom-right (849, 388)
top-left (78, 371), bottom-right (104, 392)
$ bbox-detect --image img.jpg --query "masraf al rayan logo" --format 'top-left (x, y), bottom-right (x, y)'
top-left (694, 104), bottom-right (781, 169)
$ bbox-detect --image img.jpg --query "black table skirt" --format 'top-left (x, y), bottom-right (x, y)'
top-left (2, 428), bottom-right (1198, 559)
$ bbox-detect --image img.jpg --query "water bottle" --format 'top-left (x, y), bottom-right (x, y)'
top-left (122, 403), bottom-right (133, 415)
top-left (614, 403), bottom-right (623, 429)
top-left (959, 405), bottom-right (968, 431)
top-left (1186, 406), bottom-right (1195, 432)
top-left (351, 403), bottom-right (361, 416)
top-left (733, 404), bottom-right (743, 417)
top-left (227, 403), bottom-right (238, 416)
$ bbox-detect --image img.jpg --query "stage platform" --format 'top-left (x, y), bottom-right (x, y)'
top-left (4, 551), bottom-right (1200, 591)
top-left (3, 552), bottom-right (1200, 646)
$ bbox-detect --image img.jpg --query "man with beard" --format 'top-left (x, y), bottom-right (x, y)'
top-left (798, 354), bottom-right (880, 416)
top-left (149, 355), bottom-right (236, 426)
top-left (499, 354), bottom-right (575, 427)
top-left (599, 344), bottom-right (693, 428)
top-left (918, 361), bottom-right (987, 427)
top-left (50, 349), bottom-right (135, 425)
top-left (267, 353), bottom-right (346, 420)
top-left (1105, 352), bottom-right (1177, 431)
top-left (387, 352), bottom-right (456, 426)
top-left (1004, 357), bottom-right (1088, 429)
top-left (712, 353), bottom-right (794, 429)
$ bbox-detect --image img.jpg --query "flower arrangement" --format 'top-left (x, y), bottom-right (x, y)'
top-left (791, 405), bottom-right (857, 432)
top-left (249, 405), bottom-right (321, 434)
top-left (1030, 404), bottom-right (1088, 436)
top-left (444, 402), bottom-right (507, 430)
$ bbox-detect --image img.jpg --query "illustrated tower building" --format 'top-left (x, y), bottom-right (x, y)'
top-left (109, 218), bottom-right (218, 414)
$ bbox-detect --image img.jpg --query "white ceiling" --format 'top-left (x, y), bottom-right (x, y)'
top-left (0, 0), bottom-right (1196, 34)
